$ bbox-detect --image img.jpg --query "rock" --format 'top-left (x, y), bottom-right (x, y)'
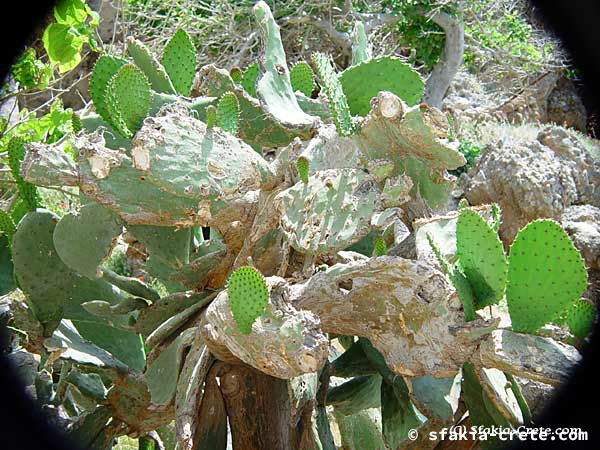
top-left (464, 126), bottom-right (596, 242)
top-left (515, 377), bottom-right (555, 422)
top-left (547, 77), bottom-right (588, 131)
top-left (560, 205), bottom-right (600, 270)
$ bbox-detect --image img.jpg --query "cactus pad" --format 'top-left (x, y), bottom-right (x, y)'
top-left (216, 92), bottom-right (240, 135)
top-left (312, 52), bottom-right (356, 136)
top-left (253, 2), bottom-right (315, 129)
top-left (7, 138), bottom-right (41, 211)
top-left (275, 169), bottom-right (384, 255)
top-left (339, 56), bottom-right (424, 116)
top-left (126, 37), bottom-right (175, 94)
top-left (456, 209), bottom-right (508, 309)
top-left (105, 64), bottom-right (152, 137)
top-left (227, 266), bottom-right (269, 335)
top-left (506, 220), bottom-right (588, 334)
top-left (11, 210), bottom-right (128, 331)
top-left (372, 236), bottom-right (387, 257)
top-left (205, 105), bottom-right (217, 128)
top-left (89, 55), bottom-right (128, 127)
top-left (161, 29), bottom-right (196, 96)
top-left (241, 62), bottom-right (259, 98)
top-left (296, 156), bottom-right (309, 184)
top-left (53, 203), bottom-right (124, 279)
top-left (565, 300), bottom-right (595, 340)
top-left (290, 61), bottom-right (316, 97)
top-left (230, 67), bottom-right (243, 83)
top-left (0, 210), bottom-right (16, 239)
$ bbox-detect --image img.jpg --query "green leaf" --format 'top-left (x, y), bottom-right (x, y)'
top-left (54, 0), bottom-right (88, 25)
top-left (42, 23), bottom-right (84, 73)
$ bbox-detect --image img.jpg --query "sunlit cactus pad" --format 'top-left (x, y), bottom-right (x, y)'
top-left (507, 219), bottom-right (588, 334)
top-left (227, 266), bottom-right (269, 335)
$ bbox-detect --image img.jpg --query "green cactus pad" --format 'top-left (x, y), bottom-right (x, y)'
top-left (241, 62), bottom-right (259, 98)
top-left (371, 236), bottom-right (387, 257)
top-left (507, 220), bottom-right (588, 334)
top-left (312, 52), bottom-right (356, 136)
top-left (11, 210), bottom-right (129, 332)
top-left (126, 37), bottom-right (175, 94)
top-left (339, 56), bottom-right (424, 116)
top-left (161, 29), bottom-right (196, 96)
top-left (0, 235), bottom-right (15, 295)
top-left (327, 375), bottom-right (382, 415)
top-left (216, 92), bottom-right (240, 135)
top-left (0, 209), bottom-right (16, 239)
top-left (89, 55), bottom-right (128, 127)
top-left (456, 209), bottom-right (508, 309)
top-left (290, 61), bottom-right (316, 97)
top-left (296, 156), bottom-right (309, 184)
top-left (105, 64), bottom-right (152, 137)
top-left (230, 67), bottom-right (243, 83)
top-left (205, 104), bottom-right (217, 128)
top-left (227, 266), bottom-right (269, 335)
top-left (9, 197), bottom-right (30, 225)
top-left (450, 269), bottom-right (477, 322)
top-left (565, 300), bottom-right (595, 340)
top-left (7, 138), bottom-right (40, 211)
top-left (53, 203), bottom-right (124, 279)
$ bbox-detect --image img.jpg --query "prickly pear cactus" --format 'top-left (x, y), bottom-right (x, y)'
top-left (339, 57), bottom-right (424, 116)
top-left (311, 52), bottom-right (356, 136)
top-left (0, 209), bottom-right (16, 235)
top-left (565, 300), bottom-right (596, 340)
top-left (227, 266), bottom-right (269, 334)
top-left (161, 29), bottom-right (196, 96)
top-left (89, 55), bottom-right (128, 127)
top-left (216, 92), bottom-right (240, 135)
top-left (105, 64), bottom-right (152, 138)
top-left (290, 61), bottom-right (316, 97)
top-left (456, 209), bottom-right (508, 309)
top-left (126, 37), bottom-right (175, 94)
top-left (7, 138), bottom-right (41, 211)
top-left (350, 21), bottom-right (370, 65)
top-left (371, 236), bottom-right (387, 257)
top-left (241, 62), bottom-right (259, 98)
top-left (296, 156), bottom-right (309, 184)
top-left (507, 220), bottom-right (588, 334)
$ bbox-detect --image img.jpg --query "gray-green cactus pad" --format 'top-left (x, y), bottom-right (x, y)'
top-left (275, 169), bottom-right (385, 255)
top-left (53, 203), bottom-right (124, 279)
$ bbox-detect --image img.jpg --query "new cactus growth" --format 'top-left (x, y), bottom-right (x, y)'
top-left (296, 155), bottom-right (309, 184)
top-left (161, 29), bottom-right (196, 96)
top-left (372, 235), bottom-right (387, 257)
top-left (127, 37), bottom-right (175, 94)
top-left (226, 265), bottom-right (269, 334)
top-left (507, 220), bottom-right (588, 334)
top-left (311, 52), bottom-right (356, 136)
top-left (565, 300), bottom-right (596, 340)
top-left (7, 138), bottom-right (41, 211)
top-left (290, 61), bottom-right (316, 97)
top-left (105, 64), bottom-right (152, 137)
top-left (240, 62), bottom-right (259, 97)
top-left (216, 92), bottom-right (240, 135)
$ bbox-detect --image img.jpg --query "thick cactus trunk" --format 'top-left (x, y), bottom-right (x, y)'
top-left (218, 364), bottom-right (308, 450)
